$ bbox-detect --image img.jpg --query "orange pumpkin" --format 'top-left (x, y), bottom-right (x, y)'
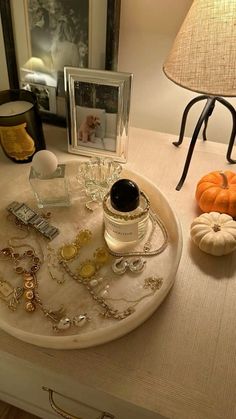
top-left (195, 171), bottom-right (236, 217)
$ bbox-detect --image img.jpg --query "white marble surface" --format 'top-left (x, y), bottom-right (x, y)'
top-left (0, 163), bottom-right (181, 349)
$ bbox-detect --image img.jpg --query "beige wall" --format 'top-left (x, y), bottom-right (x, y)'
top-left (118, 0), bottom-right (236, 144)
top-left (1, 1), bottom-right (236, 145)
top-left (0, 21), bottom-right (9, 90)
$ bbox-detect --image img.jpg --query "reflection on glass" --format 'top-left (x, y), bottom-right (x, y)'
top-left (27, 0), bottom-right (89, 71)
top-left (74, 81), bottom-right (119, 152)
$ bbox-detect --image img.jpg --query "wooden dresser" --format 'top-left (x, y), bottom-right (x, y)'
top-left (0, 125), bottom-right (235, 419)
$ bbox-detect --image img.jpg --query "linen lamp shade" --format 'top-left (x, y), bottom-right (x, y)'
top-left (163, 0), bottom-right (236, 97)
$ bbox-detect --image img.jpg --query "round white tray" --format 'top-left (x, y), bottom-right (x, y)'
top-left (0, 166), bottom-right (182, 349)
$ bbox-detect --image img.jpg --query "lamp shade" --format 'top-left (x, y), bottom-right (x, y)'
top-left (163, 0), bottom-right (236, 97)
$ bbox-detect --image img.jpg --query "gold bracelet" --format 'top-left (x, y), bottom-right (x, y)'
top-left (103, 191), bottom-right (150, 220)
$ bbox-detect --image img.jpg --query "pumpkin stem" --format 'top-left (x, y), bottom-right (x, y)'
top-left (213, 224), bottom-right (221, 232)
top-left (219, 171), bottom-right (229, 189)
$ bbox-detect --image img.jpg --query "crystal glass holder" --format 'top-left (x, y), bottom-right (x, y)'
top-left (78, 157), bottom-right (122, 202)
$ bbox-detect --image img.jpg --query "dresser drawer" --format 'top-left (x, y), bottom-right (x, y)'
top-left (0, 351), bottom-right (166, 419)
top-left (0, 352), bottom-right (114, 419)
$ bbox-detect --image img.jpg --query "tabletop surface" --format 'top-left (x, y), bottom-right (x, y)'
top-left (0, 125), bottom-right (236, 419)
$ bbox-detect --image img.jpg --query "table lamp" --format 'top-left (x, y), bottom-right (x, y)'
top-left (163, 0), bottom-right (236, 190)
top-left (21, 57), bottom-right (57, 87)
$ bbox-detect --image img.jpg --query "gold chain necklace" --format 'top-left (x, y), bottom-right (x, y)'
top-left (59, 259), bottom-right (135, 320)
top-left (106, 210), bottom-right (168, 258)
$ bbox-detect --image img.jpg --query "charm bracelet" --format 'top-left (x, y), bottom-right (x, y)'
top-left (0, 246), bottom-right (90, 332)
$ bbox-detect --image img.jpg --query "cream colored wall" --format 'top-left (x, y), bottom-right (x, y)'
top-left (0, 21), bottom-right (9, 90)
top-left (1, 2), bottom-right (236, 145)
top-left (118, 0), bottom-right (236, 144)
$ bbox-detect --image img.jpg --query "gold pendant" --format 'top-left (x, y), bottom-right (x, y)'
top-left (75, 229), bottom-right (92, 245)
top-left (25, 300), bottom-right (36, 312)
top-left (0, 279), bottom-right (14, 300)
top-left (60, 244), bottom-right (78, 261)
top-left (77, 260), bottom-right (97, 279)
top-left (0, 122), bottom-right (35, 160)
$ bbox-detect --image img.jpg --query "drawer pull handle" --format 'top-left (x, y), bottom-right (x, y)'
top-left (42, 386), bottom-right (115, 419)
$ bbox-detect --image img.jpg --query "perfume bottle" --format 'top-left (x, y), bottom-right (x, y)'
top-left (29, 150), bottom-right (70, 208)
top-left (103, 178), bottom-right (150, 250)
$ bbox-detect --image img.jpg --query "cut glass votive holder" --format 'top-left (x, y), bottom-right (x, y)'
top-left (78, 157), bottom-right (122, 202)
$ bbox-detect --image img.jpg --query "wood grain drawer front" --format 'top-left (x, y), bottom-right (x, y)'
top-left (0, 352), bottom-right (167, 419)
top-left (0, 354), bottom-right (115, 419)
top-left (42, 387), bottom-right (114, 419)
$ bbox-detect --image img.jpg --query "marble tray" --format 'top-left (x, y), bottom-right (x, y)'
top-left (0, 165), bottom-right (182, 349)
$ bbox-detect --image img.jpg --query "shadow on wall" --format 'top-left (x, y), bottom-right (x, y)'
top-left (118, 0), bottom-right (236, 144)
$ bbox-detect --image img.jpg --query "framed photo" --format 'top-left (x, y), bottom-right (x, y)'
top-left (0, 0), bottom-right (121, 126)
top-left (65, 67), bottom-right (132, 162)
top-left (21, 82), bottom-right (57, 114)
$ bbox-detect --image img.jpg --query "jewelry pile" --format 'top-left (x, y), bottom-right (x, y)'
top-left (54, 229), bottom-right (164, 321)
top-left (0, 204), bottom-right (167, 334)
top-left (0, 246), bottom-right (90, 332)
top-left (0, 247), bottom-right (41, 313)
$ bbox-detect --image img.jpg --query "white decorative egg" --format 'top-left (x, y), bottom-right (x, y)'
top-left (32, 150), bottom-right (58, 176)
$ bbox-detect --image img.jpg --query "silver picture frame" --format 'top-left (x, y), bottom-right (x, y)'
top-left (64, 67), bottom-right (132, 162)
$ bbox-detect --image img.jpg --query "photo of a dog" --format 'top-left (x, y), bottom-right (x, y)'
top-left (78, 115), bottom-right (101, 143)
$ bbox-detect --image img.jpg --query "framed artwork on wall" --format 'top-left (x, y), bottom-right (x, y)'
top-left (20, 82), bottom-right (57, 114)
top-left (0, 0), bottom-right (121, 126)
top-left (64, 67), bottom-right (132, 162)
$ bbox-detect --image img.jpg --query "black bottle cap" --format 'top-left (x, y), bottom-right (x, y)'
top-left (110, 179), bottom-right (140, 212)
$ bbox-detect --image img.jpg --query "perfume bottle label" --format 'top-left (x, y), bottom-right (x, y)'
top-left (104, 218), bottom-right (138, 242)
top-left (0, 123), bottom-right (35, 160)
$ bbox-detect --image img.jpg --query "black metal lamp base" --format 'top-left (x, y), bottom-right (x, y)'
top-left (174, 95), bottom-right (236, 191)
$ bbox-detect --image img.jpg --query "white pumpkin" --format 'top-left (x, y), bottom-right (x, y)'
top-left (190, 212), bottom-right (236, 256)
